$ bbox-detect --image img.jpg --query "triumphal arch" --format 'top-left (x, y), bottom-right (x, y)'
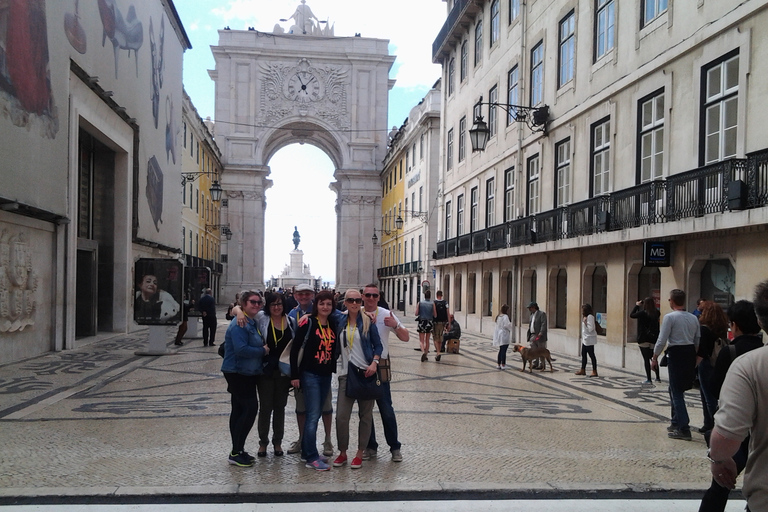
top-left (210, 2), bottom-right (395, 296)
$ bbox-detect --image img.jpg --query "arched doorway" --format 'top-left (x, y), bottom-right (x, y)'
top-left (211, 27), bottom-right (395, 298)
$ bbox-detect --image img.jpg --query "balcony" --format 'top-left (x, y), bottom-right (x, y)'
top-left (432, 0), bottom-right (483, 63)
top-left (377, 260), bottom-right (425, 278)
top-left (433, 150), bottom-right (768, 260)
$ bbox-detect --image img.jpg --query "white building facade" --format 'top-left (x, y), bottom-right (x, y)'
top-left (432, 0), bottom-right (768, 368)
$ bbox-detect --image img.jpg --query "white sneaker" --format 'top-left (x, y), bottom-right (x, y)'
top-left (501, 365), bottom-right (507, 370)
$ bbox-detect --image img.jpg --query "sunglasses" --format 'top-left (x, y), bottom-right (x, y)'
top-left (364, 293), bottom-right (379, 298)
top-left (248, 299), bottom-right (263, 305)
top-left (345, 298), bottom-right (363, 304)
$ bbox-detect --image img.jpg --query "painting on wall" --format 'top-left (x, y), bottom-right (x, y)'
top-left (146, 156), bottom-right (164, 232)
top-left (149, 14), bottom-right (164, 128)
top-left (97, 0), bottom-right (143, 79)
top-left (134, 258), bottom-right (182, 325)
top-left (64, 0), bottom-right (86, 54)
top-left (0, 0), bottom-right (58, 138)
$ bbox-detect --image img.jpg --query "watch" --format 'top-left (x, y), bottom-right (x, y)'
top-left (707, 451), bottom-right (725, 464)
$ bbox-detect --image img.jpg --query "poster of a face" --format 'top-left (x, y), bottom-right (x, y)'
top-left (134, 258), bottom-right (182, 325)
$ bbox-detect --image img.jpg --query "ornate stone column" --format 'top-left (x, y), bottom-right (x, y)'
top-left (221, 165), bottom-right (271, 299)
top-left (333, 170), bottom-right (381, 291)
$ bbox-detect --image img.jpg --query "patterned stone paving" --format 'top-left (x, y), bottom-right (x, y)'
top-left (0, 313), bottom-right (720, 497)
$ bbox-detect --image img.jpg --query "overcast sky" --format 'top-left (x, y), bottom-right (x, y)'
top-left (174, 1), bottom-right (445, 285)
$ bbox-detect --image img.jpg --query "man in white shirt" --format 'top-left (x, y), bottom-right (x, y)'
top-left (361, 283), bottom-right (410, 462)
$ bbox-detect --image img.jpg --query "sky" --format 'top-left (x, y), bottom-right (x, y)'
top-left (173, 0), bottom-right (446, 284)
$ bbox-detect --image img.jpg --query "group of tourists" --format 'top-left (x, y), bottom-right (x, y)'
top-left (220, 283), bottom-right (409, 471)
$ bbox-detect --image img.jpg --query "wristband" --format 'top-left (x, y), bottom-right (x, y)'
top-left (396, 322), bottom-right (403, 330)
top-left (707, 451), bottom-right (726, 464)
top-left (373, 359), bottom-right (379, 364)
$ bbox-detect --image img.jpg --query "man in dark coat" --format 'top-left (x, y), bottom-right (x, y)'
top-left (197, 288), bottom-right (217, 347)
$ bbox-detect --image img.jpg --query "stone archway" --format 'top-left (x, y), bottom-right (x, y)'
top-left (211, 13), bottom-right (395, 297)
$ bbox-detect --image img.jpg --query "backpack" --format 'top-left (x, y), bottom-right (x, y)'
top-left (435, 300), bottom-right (448, 322)
top-left (709, 336), bottom-right (729, 366)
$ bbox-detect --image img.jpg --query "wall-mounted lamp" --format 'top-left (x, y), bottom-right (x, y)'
top-left (371, 215), bottom-right (404, 244)
top-left (181, 173), bottom-right (224, 202)
top-left (469, 102), bottom-right (550, 152)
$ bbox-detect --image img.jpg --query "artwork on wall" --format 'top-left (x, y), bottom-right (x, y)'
top-left (134, 258), bottom-right (182, 325)
top-left (146, 156), bottom-right (164, 232)
top-left (149, 15), bottom-right (164, 128)
top-left (0, 230), bottom-right (39, 333)
top-left (0, 0), bottom-right (58, 138)
top-left (64, 0), bottom-right (86, 54)
top-left (97, 0), bottom-right (143, 79)
top-left (165, 96), bottom-right (179, 163)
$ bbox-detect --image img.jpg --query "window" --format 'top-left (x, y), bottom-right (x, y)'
top-left (183, 122), bottom-right (187, 148)
top-left (406, 152), bottom-right (410, 173)
top-left (404, 240), bottom-right (408, 262)
top-left (490, 0), bottom-right (500, 46)
top-left (595, 0), bottom-right (615, 60)
top-left (419, 186), bottom-right (423, 212)
top-left (447, 128), bottom-right (454, 171)
top-left (509, 0), bottom-right (519, 23)
top-left (458, 116), bottom-right (466, 162)
top-left (555, 138), bottom-right (571, 207)
top-left (405, 197), bottom-right (409, 219)
top-left (489, 85), bottom-right (498, 138)
top-left (460, 41), bottom-right (468, 81)
top-left (457, 194), bottom-right (465, 235)
top-left (448, 58), bottom-right (455, 96)
top-left (591, 266), bottom-right (608, 333)
top-left (530, 42), bottom-right (544, 106)
top-left (455, 274), bottom-right (463, 312)
top-left (412, 143), bottom-right (417, 166)
top-left (527, 155), bottom-right (541, 215)
top-left (412, 192), bottom-right (416, 216)
top-left (507, 66), bottom-right (519, 125)
top-left (555, 269), bottom-right (567, 328)
top-left (470, 187), bottom-right (479, 232)
top-left (558, 12), bottom-right (575, 88)
top-left (411, 238), bottom-right (415, 262)
top-left (468, 273), bottom-right (477, 314)
top-left (418, 235), bottom-right (422, 263)
top-left (702, 53), bottom-right (739, 165)
top-left (643, 0), bottom-right (668, 27)
top-left (504, 167), bottom-right (515, 221)
top-left (486, 178), bottom-right (495, 227)
top-left (445, 200), bottom-right (452, 239)
top-left (420, 133), bottom-right (424, 159)
top-left (474, 20), bottom-right (483, 66)
top-left (638, 90), bottom-right (665, 182)
top-left (592, 118), bottom-right (611, 195)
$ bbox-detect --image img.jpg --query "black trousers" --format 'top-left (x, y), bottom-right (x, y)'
top-left (202, 316), bottom-right (217, 345)
top-left (224, 372), bottom-right (259, 454)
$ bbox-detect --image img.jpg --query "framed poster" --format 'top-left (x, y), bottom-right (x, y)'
top-left (134, 258), bottom-right (183, 325)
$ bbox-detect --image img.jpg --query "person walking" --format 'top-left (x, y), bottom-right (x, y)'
top-left (493, 304), bottom-right (513, 370)
top-left (198, 288), bottom-right (217, 347)
top-left (630, 297), bottom-right (661, 384)
top-left (255, 292), bottom-right (295, 458)
top-left (695, 301), bottom-right (729, 437)
top-left (416, 290), bottom-right (437, 362)
top-left (332, 289), bottom-right (382, 469)
top-left (433, 291), bottom-right (449, 355)
top-left (652, 289), bottom-right (700, 440)
top-left (576, 304), bottom-right (599, 377)
top-left (221, 290), bottom-right (268, 467)
top-left (526, 302), bottom-right (548, 369)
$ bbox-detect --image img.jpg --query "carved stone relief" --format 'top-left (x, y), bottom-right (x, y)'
top-left (0, 230), bottom-right (38, 332)
top-left (259, 58), bottom-right (349, 129)
top-left (340, 195), bottom-right (379, 205)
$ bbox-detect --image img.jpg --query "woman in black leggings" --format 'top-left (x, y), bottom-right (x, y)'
top-left (630, 297), bottom-right (660, 384)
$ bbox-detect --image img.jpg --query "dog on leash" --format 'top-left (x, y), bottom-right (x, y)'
top-left (512, 344), bottom-right (554, 373)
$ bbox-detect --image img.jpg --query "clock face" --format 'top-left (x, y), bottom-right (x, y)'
top-left (285, 71), bottom-right (323, 103)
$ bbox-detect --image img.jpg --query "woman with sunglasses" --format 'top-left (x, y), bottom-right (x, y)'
top-left (255, 292), bottom-right (296, 458)
top-left (221, 290), bottom-right (269, 467)
top-left (332, 289), bottom-right (383, 469)
top-left (290, 290), bottom-right (340, 471)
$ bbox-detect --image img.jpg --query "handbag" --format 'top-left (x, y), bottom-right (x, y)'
top-left (377, 357), bottom-right (391, 383)
top-left (345, 362), bottom-right (383, 401)
top-left (278, 320), bottom-right (310, 377)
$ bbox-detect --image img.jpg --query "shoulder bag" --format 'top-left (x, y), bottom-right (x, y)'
top-left (377, 357), bottom-right (391, 382)
top-left (278, 319), bottom-right (311, 377)
top-left (345, 362), bottom-right (383, 401)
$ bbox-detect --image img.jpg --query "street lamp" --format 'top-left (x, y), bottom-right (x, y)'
top-left (181, 173), bottom-right (225, 202)
top-left (469, 102), bottom-right (550, 152)
top-left (205, 223), bottom-right (232, 240)
top-left (371, 214), bottom-right (403, 244)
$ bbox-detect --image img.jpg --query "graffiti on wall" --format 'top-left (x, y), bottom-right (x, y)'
top-left (64, 0), bottom-right (87, 54)
top-left (0, 0), bottom-right (58, 138)
top-left (0, 230), bottom-right (39, 333)
top-left (97, 0), bottom-right (143, 79)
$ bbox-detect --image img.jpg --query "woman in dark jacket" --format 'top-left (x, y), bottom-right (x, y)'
top-left (255, 292), bottom-right (296, 457)
top-left (694, 301), bottom-right (728, 435)
top-left (221, 290), bottom-right (268, 467)
top-left (630, 297), bottom-right (661, 384)
top-left (290, 290), bottom-right (340, 471)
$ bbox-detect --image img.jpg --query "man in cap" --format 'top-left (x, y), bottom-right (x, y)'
top-left (526, 302), bottom-right (548, 369)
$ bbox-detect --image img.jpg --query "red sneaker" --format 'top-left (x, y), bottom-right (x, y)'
top-left (350, 456), bottom-right (363, 469)
top-left (332, 454), bottom-right (347, 467)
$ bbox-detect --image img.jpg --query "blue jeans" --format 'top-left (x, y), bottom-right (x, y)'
top-left (697, 359), bottom-right (718, 431)
top-left (667, 344), bottom-right (696, 432)
top-left (367, 381), bottom-right (401, 452)
top-left (300, 371), bottom-right (332, 463)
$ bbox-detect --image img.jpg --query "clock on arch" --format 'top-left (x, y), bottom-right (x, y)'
top-left (285, 70), bottom-right (324, 103)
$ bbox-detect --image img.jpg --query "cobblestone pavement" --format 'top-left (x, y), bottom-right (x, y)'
top-left (0, 311), bottom-right (739, 501)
